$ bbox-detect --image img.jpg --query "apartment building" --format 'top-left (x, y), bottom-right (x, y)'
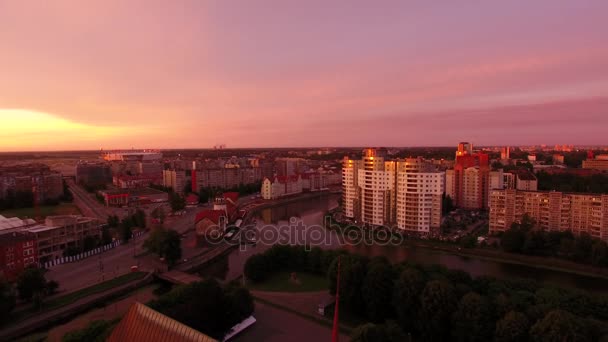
top-left (0, 164), bottom-right (63, 202)
top-left (163, 169), bottom-right (187, 194)
top-left (0, 231), bottom-right (38, 281)
top-left (395, 158), bottom-right (444, 233)
top-left (22, 215), bottom-right (100, 264)
top-left (342, 149), bottom-right (444, 233)
top-left (261, 175), bottom-right (303, 199)
top-left (445, 144), bottom-right (490, 210)
top-left (489, 189), bottom-right (608, 242)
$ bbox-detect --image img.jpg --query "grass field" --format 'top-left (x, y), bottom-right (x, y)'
top-left (249, 271), bottom-right (328, 292)
top-left (9, 272), bottom-right (147, 325)
top-left (0, 203), bottom-right (81, 219)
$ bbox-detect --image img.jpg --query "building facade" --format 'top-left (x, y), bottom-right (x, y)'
top-left (23, 215), bottom-right (100, 264)
top-left (489, 189), bottom-right (608, 242)
top-left (582, 154), bottom-right (608, 171)
top-left (76, 163), bottom-right (112, 188)
top-left (163, 170), bottom-right (187, 194)
top-left (445, 144), bottom-right (490, 210)
top-left (342, 149), bottom-right (444, 233)
top-left (0, 164), bottom-right (63, 203)
top-left (261, 175), bottom-right (303, 199)
top-left (0, 232), bottom-right (38, 281)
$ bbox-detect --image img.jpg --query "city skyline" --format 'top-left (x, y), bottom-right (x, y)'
top-left (1, 1), bottom-right (608, 151)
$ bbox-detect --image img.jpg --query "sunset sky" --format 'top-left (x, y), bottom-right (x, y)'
top-left (1, 1), bottom-right (607, 151)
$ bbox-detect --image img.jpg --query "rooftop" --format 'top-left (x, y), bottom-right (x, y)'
top-left (108, 302), bottom-right (217, 342)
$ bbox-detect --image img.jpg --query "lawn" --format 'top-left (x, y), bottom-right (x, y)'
top-left (0, 203), bottom-right (81, 219)
top-left (8, 272), bottom-right (147, 325)
top-left (248, 271), bottom-right (328, 292)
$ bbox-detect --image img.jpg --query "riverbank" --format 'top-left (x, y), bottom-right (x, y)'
top-left (412, 240), bottom-right (608, 281)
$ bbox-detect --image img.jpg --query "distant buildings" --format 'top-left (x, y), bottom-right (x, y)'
top-left (76, 163), bottom-right (112, 188)
top-left (163, 170), bottom-right (187, 194)
top-left (445, 143), bottom-right (490, 210)
top-left (582, 154), bottom-right (608, 171)
top-left (99, 187), bottom-right (168, 207)
top-left (101, 150), bottom-right (162, 162)
top-left (275, 158), bottom-right (304, 177)
top-left (500, 147), bottom-right (510, 160)
top-left (194, 192), bottom-right (239, 245)
top-left (0, 230), bottom-right (37, 281)
top-left (342, 148), bottom-right (444, 234)
top-left (0, 164), bottom-right (63, 203)
top-left (1, 214), bottom-right (100, 267)
top-left (193, 167), bottom-right (262, 190)
top-left (261, 175), bottom-right (303, 199)
top-left (24, 215), bottom-right (100, 264)
top-left (489, 189), bottom-right (608, 242)
top-left (113, 174), bottom-right (162, 189)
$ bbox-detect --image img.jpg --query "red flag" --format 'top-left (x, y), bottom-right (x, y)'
top-left (331, 256), bottom-right (341, 342)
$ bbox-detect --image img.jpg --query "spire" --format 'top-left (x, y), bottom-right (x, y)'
top-left (331, 256), bottom-right (341, 342)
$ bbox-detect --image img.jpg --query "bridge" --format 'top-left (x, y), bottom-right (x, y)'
top-left (156, 270), bottom-right (203, 285)
top-left (175, 243), bottom-right (238, 273)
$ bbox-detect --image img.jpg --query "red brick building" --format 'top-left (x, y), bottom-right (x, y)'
top-left (0, 232), bottom-right (38, 281)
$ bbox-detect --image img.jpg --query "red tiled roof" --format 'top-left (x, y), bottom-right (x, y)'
top-left (108, 302), bottom-right (217, 342)
top-left (223, 192), bottom-right (239, 206)
top-left (195, 210), bottom-right (226, 224)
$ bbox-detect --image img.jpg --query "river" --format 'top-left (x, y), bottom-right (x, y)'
top-left (200, 194), bottom-right (608, 293)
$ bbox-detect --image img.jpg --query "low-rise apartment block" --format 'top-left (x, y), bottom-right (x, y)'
top-left (489, 189), bottom-right (608, 242)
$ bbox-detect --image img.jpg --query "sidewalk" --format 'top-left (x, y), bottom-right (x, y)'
top-left (0, 272), bottom-right (153, 341)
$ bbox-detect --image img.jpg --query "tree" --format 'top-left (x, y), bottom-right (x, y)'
top-left (530, 309), bottom-right (590, 342)
top-left (101, 225), bottom-right (113, 245)
top-left (442, 194), bottom-right (454, 215)
top-left (591, 241), bottom-right (608, 266)
top-left (451, 292), bottom-right (493, 342)
top-left (495, 311), bottom-right (529, 342)
top-left (63, 319), bottom-right (116, 342)
top-left (107, 215), bottom-right (119, 228)
top-left (119, 218), bottom-right (133, 243)
top-left (162, 229), bottom-right (182, 267)
top-left (170, 192), bottom-right (186, 212)
top-left (46, 280), bottom-right (59, 295)
top-left (144, 228), bottom-right (167, 256)
top-left (17, 267), bottom-right (47, 302)
top-left (0, 278), bottom-right (16, 323)
top-left (351, 323), bottom-right (391, 342)
top-left (133, 209), bottom-right (146, 229)
top-left (328, 255), bottom-right (369, 315)
top-left (500, 227), bottom-right (526, 253)
top-left (419, 280), bottom-right (458, 341)
top-left (244, 254), bottom-right (270, 282)
top-left (393, 267), bottom-right (425, 334)
top-left (362, 261), bottom-right (394, 322)
top-left (83, 235), bottom-right (98, 252)
top-left (151, 207), bottom-right (166, 224)
top-left (148, 279), bottom-right (253, 340)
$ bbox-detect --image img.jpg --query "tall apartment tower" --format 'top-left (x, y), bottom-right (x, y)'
top-left (446, 143), bottom-right (490, 209)
top-left (342, 149), bottom-right (444, 233)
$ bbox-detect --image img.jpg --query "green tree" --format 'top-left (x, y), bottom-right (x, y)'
top-left (106, 215), bottom-right (119, 228)
top-left (591, 241), bottom-right (608, 266)
top-left (530, 309), bottom-right (590, 342)
top-left (151, 207), bottom-right (166, 224)
top-left (328, 255), bottom-right (369, 315)
top-left (144, 228), bottom-right (167, 256)
top-left (244, 254), bottom-right (271, 282)
top-left (420, 280), bottom-right (458, 341)
top-left (351, 323), bottom-right (391, 342)
top-left (101, 225), bottom-right (113, 245)
top-left (450, 292), bottom-right (493, 342)
top-left (495, 311), bottom-right (530, 342)
top-left (170, 192), bottom-right (186, 212)
top-left (119, 218), bottom-right (133, 243)
top-left (501, 227), bottom-right (526, 253)
top-left (16, 267), bottom-right (48, 302)
top-left (133, 209), bottom-right (146, 228)
top-left (0, 278), bottom-right (16, 323)
top-left (148, 279), bottom-right (253, 340)
top-left (362, 261), bottom-right (394, 322)
top-left (393, 267), bottom-right (425, 334)
top-left (162, 229), bottom-right (182, 267)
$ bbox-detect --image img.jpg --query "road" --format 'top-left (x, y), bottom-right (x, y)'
top-left (46, 204), bottom-right (202, 293)
top-left (66, 179), bottom-right (115, 220)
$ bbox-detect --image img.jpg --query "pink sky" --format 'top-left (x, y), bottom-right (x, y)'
top-left (1, 1), bottom-right (607, 151)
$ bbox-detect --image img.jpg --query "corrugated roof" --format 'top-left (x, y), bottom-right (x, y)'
top-left (108, 302), bottom-right (217, 342)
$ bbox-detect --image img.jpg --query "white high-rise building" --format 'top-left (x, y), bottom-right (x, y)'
top-left (342, 149), bottom-right (444, 233)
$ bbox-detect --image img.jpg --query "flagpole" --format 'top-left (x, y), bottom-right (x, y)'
top-left (331, 256), bottom-right (341, 342)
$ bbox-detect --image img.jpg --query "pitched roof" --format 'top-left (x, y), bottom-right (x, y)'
top-left (108, 302), bottom-right (217, 342)
top-left (195, 210), bottom-right (226, 224)
top-left (223, 192), bottom-right (239, 206)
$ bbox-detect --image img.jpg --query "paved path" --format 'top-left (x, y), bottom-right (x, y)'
top-left (232, 301), bottom-right (350, 342)
top-left (0, 273), bottom-right (152, 341)
top-left (251, 290), bottom-right (330, 318)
